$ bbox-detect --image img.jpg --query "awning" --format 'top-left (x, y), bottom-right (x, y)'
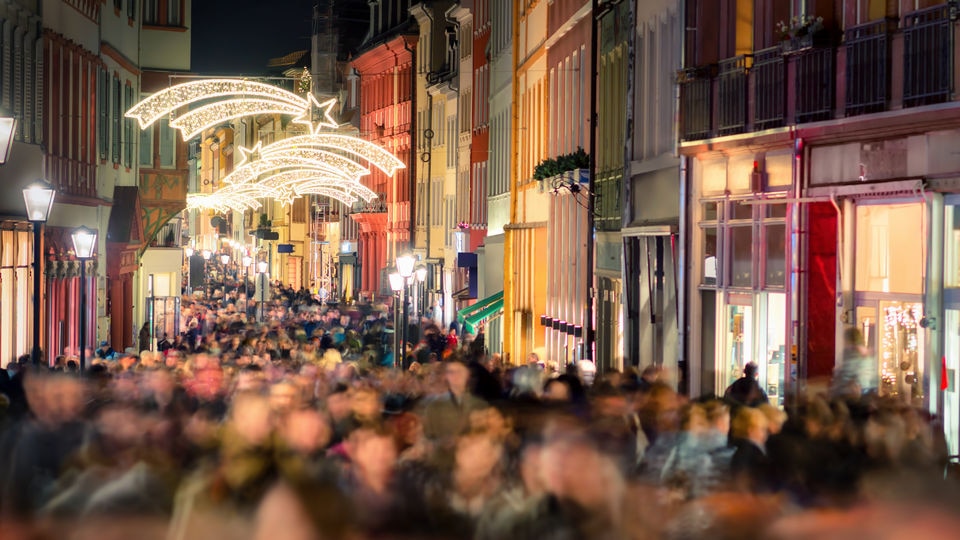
top-left (456, 290), bottom-right (504, 335)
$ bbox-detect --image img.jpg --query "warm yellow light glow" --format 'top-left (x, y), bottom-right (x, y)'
top-left (292, 94), bottom-right (340, 134)
top-left (261, 134), bottom-right (405, 176)
top-left (171, 100), bottom-right (306, 140)
top-left (295, 180), bottom-right (378, 202)
top-left (125, 79), bottom-right (306, 129)
top-left (222, 153), bottom-right (367, 185)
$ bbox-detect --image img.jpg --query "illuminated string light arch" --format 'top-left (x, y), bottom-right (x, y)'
top-left (126, 80), bottom-right (338, 139)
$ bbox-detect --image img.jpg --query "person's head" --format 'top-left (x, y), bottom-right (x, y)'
top-left (758, 403), bottom-right (787, 435)
top-left (703, 400), bottom-right (730, 435)
top-left (99, 340), bottom-right (109, 350)
top-left (279, 407), bottom-right (331, 454)
top-left (347, 426), bottom-right (397, 479)
top-left (444, 359), bottom-right (470, 396)
top-left (732, 407), bottom-right (769, 447)
top-left (844, 326), bottom-right (865, 348)
top-left (543, 378), bottom-right (571, 402)
top-left (680, 403), bottom-right (709, 434)
top-left (743, 362), bottom-right (758, 379)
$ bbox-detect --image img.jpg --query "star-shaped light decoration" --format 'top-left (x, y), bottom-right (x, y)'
top-left (236, 141), bottom-right (264, 167)
top-left (293, 94), bottom-right (339, 134)
top-left (275, 185), bottom-right (300, 207)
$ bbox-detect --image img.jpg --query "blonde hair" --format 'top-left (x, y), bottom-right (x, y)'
top-left (758, 403), bottom-right (787, 431)
top-left (731, 407), bottom-right (768, 439)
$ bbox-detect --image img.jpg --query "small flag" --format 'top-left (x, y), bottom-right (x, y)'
top-left (942, 356), bottom-right (950, 392)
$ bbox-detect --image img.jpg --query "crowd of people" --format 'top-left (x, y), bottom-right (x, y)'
top-left (1, 284), bottom-right (960, 539)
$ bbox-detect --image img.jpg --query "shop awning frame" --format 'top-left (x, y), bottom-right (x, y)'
top-left (456, 290), bottom-right (504, 334)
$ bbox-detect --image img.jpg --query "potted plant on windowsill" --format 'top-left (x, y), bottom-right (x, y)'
top-left (778, 15), bottom-right (825, 54)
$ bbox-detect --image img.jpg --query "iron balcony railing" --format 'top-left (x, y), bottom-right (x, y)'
top-left (679, 66), bottom-right (713, 141)
top-left (351, 193), bottom-right (388, 213)
top-left (795, 46), bottom-right (835, 123)
top-left (845, 20), bottom-right (890, 116)
top-left (903, 4), bottom-right (952, 108)
top-left (717, 55), bottom-right (751, 136)
top-left (753, 47), bottom-right (786, 131)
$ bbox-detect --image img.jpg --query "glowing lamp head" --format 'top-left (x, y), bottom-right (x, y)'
top-left (242, 256), bottom-right (252, 267)
top-left (202, 250), bottom-right (212, 260)
top-left (396, 254), bottom-right (415, 279)
top-left (220, 254), bottom-right (230, 265)
top-left (71, 226), bottom-right (97, 259)
top-left (185, 247), bottom-right (195, 257)
top-left (388, 272), bottom-right (404, 292)
top-left (415, 265), bottom-right (427, 283)
top-left (22, 181), bottom-right (55, 223)
top-left (258, 261), bottom-right (269, 273)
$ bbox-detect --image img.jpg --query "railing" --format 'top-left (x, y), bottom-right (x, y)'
top-left (45, 155), bottom-right (97, 198)
top-left (845, 20), bottom-right (889, 116)
top-left (753, 47), bottom-right (786, 131)
top-left (351, 192), bottom-right (388, 213)
top-left (679, 67), bottom-right (713, 141)
top-left (717, 55), bottom-right (751, 136)
top-left (795, 47), bottom-right (835, 123)
top-left (903, 4), bottom-right (952, 108)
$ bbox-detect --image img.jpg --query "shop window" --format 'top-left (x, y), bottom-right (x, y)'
top-left (877, 301), bottom-right (924, 403)
top-left (855, 203), bottom-right (924, 294)
top-left (730, 225), bottom-right (753, 288)
top-left (945, 205), bottom-right (960, 287)
top-left (702, 227), bottom-right (718, 285)
top-left (765, 223), bottom-right (786, 287)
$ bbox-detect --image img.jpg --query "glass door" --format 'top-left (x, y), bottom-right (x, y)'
top-left (944, 309), bottom-right (960, 456)
top-left (855, 298), bottom-right (924, 404)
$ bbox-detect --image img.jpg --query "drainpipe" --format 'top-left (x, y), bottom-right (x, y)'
top-left (505, 0), bottom-right (521, 362)
top-left (404, 38), bottom-right (417, 253)
top-left (585, 0), bottom-right (601, 364)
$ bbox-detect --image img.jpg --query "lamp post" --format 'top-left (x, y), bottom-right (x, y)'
top-left (415, 265), bottom-right (427, 320)
top-left (0, 106), bottom-right (17, 165)
top-left (23, 181), bottom-right (55, 367)
top-left (71, 226), bottom-right (96, 375)
top-left (242, 256), bottom-right (252, 297)
top-left (202, 249), bottom-right (212, 298)
top-left (184, 247), bottom-right (194, 295)
top-left (389, 271), bottom-right (404, 368)
top-left (220, 254), bottom-right (230, 301)
top-left (258, 260), bottom-right (269, 322)
top-left (396, 254), bottom-right (415, 358)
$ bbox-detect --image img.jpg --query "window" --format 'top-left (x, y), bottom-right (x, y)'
top-left (167, 1), bottom-right (182, 26)
top-left (158, 118), bottom-right (175, 168)
top-left (698, 199), bottom-right (786, 290)
top-left (128, 0), bottom-right (136, 19)
top-left (98, 69), bottom-right (109, 160)
top-left (144, 0), bottom-right (159, 24)
top-left (123, 85), bottom-right (134, 168)
top-left (139, 123), bottom-right (154, 166)
top-left (112, 75), bottom-right (121, 164)
top-left (114, 0), bottom-right (122, 12)
top-left (855, 203), bottom-right (925, 294)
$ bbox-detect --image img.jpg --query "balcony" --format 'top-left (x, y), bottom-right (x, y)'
top-left (717, 55), bottom-right (750, 136)
top-left (679, 66), bottom-right (713, 141)
top-left (351, 193), bottom-right (388, 214)
top-left (679, 4), bottom-right (958, 143)
top-left (845, 20), bottom-right (890, 116)
top-left (753, 47), bottom-right (786, 131)
top-left (903, 4), bottom-right (952, 108)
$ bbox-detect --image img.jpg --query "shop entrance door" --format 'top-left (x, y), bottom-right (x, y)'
top-left (853, 295), bottom-right (925, 405)
top-left (719, 291), bottom-right (787, 405)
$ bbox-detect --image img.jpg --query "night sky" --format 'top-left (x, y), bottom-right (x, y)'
top-left (191, 0), bottom-right (318, 75)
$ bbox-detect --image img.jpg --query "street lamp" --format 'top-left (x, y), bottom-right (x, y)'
top-left (396, 254), bottom-right (415, 279)
top-left (71, 226), bottom-right (96, 375)
top-left (201, 250), bottom-right (212, 297)
top-left (242, 256), bottom-right (252, 297)
top-left (185, 247), bottom-right (194, 257)
top-left (202, 249), bottom-right (211, 260)
top-left (389, 271), bottom-right (404, 368)
top-left (219, 254), bottom-right (230, 300)
top-left (23, 181), bottom-right (55, 367)
top-left (0, 107), bottom-right (16, 165)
